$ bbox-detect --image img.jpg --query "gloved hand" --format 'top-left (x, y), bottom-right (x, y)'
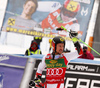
top-left (29, 78), bottom-right (44, 88)
top-left (69, 30), bottom-right (79, 43)
top-left (69, 30), bottom-right (83, 55)
top-left (34, 78), bottom-right (44, 88)
top-left (29, 80), bottom-right (35, 87)
top-left (69, 30), bottom-right (78, 38)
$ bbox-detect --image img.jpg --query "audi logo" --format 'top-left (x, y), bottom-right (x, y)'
top-left (47, 68), bottom-right (63, 76)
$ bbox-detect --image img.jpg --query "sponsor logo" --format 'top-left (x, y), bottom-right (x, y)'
top-left (6, 27), bottom-right (70, 40)
top-left (47, 63), bottom-right (63, 68)
top-left (0, 55), bottom-right (9, 62)
top-left (46, 79), bottom-right (63, 82)
top-left (65, 77), bottom-right (100, 88)
top-left (67, 65), bottom-right (95, 72)
top-left (81, 7), bottom-right (88, 16)
top-left (47, 68), bottom-right (63, 76)
top-left (8, 18), bottom-right (15, 26)
top-left (49, 60), bottom-right (58, 64)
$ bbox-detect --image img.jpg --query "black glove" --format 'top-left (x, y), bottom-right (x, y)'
top-left (74, 41), bottom-right (81, 54)
top-left (69, 30), bottom-right (78, 38)
top-left (29, 80), bottom-right (35, 87)
top-left (69, 30), bottom-right (82, 54)
top-left (69, 30), bottom-right (79, 44)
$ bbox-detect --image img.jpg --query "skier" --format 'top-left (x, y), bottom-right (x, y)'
top-left (25, 40), bottom-right (42, 55)
top-left (29, 30), bottom-right (83, 88)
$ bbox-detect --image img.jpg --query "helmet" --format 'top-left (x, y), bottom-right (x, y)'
top-left (52, 36), bottom-right (65, 52)
top-left (62, 0), bottom-right (80, 17)
top-left (30, 40), bottom-right (38, 51)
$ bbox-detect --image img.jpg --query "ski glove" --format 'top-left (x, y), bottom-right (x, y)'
top-left (29, 78), bottom-right (44, 88)
top-left (35, 72), bottom-right (44, 88)
top-left (69, 30), bottom-right (79, 43)
top-left (69, 30), bottom-right (83, 55)
top-left (34, 78), bottom-right (44, 88)
top-left (69, 30), bottom-right (78, 39)
top-left (74, 41), bottom-right (83, 55)
top-left (29, 80), bottom-right (35, 87)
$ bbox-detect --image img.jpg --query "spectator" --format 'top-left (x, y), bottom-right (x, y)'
top-left (25, 40), bottom-right (42, 56)
top-left (33, 36), bottom-right (42, 49)
top-left (78, 46), bottom-right (94, 60)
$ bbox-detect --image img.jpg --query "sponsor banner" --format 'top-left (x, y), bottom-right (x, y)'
top-left (6, 27), bottom-right (71, 40)
top-left (67, 62), bottom-right (100, 73)
top-left (0, 0), bottom-right (95, 55)
top-left (0, 72), bottom-right (3, 88)
top-left (0, 54), bottom-right (27, 88)
top-left (0, 54), bottom-right (27, 66)
top-left (65, 62), bottom-right (100, 88)
top-left (1, 0), bottom-right (94, 41)
top-left (30, 59), bottom-right (100, 88)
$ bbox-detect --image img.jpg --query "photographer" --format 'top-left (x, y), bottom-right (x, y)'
top-left (78, 46), bottom-right (94, 60)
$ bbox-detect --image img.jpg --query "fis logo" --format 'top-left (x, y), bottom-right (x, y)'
top-left (0, 55), bottom-right (9, 62)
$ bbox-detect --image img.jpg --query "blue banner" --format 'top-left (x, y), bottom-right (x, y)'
top-left (0, 54), bottom-right (27, 88)
top-left (0, 72), bottom-right (3, 88)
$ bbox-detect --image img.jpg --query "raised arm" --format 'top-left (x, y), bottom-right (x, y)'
top-left (69, 30), bottom-right (83, 55)
top-left (63, 30), bottom-right (83, 61)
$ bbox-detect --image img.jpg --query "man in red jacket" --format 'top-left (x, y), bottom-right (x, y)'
top-left (78, 46), bottom-right (94, 60)
top-left (29, 30), bottom-right (83, 88)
